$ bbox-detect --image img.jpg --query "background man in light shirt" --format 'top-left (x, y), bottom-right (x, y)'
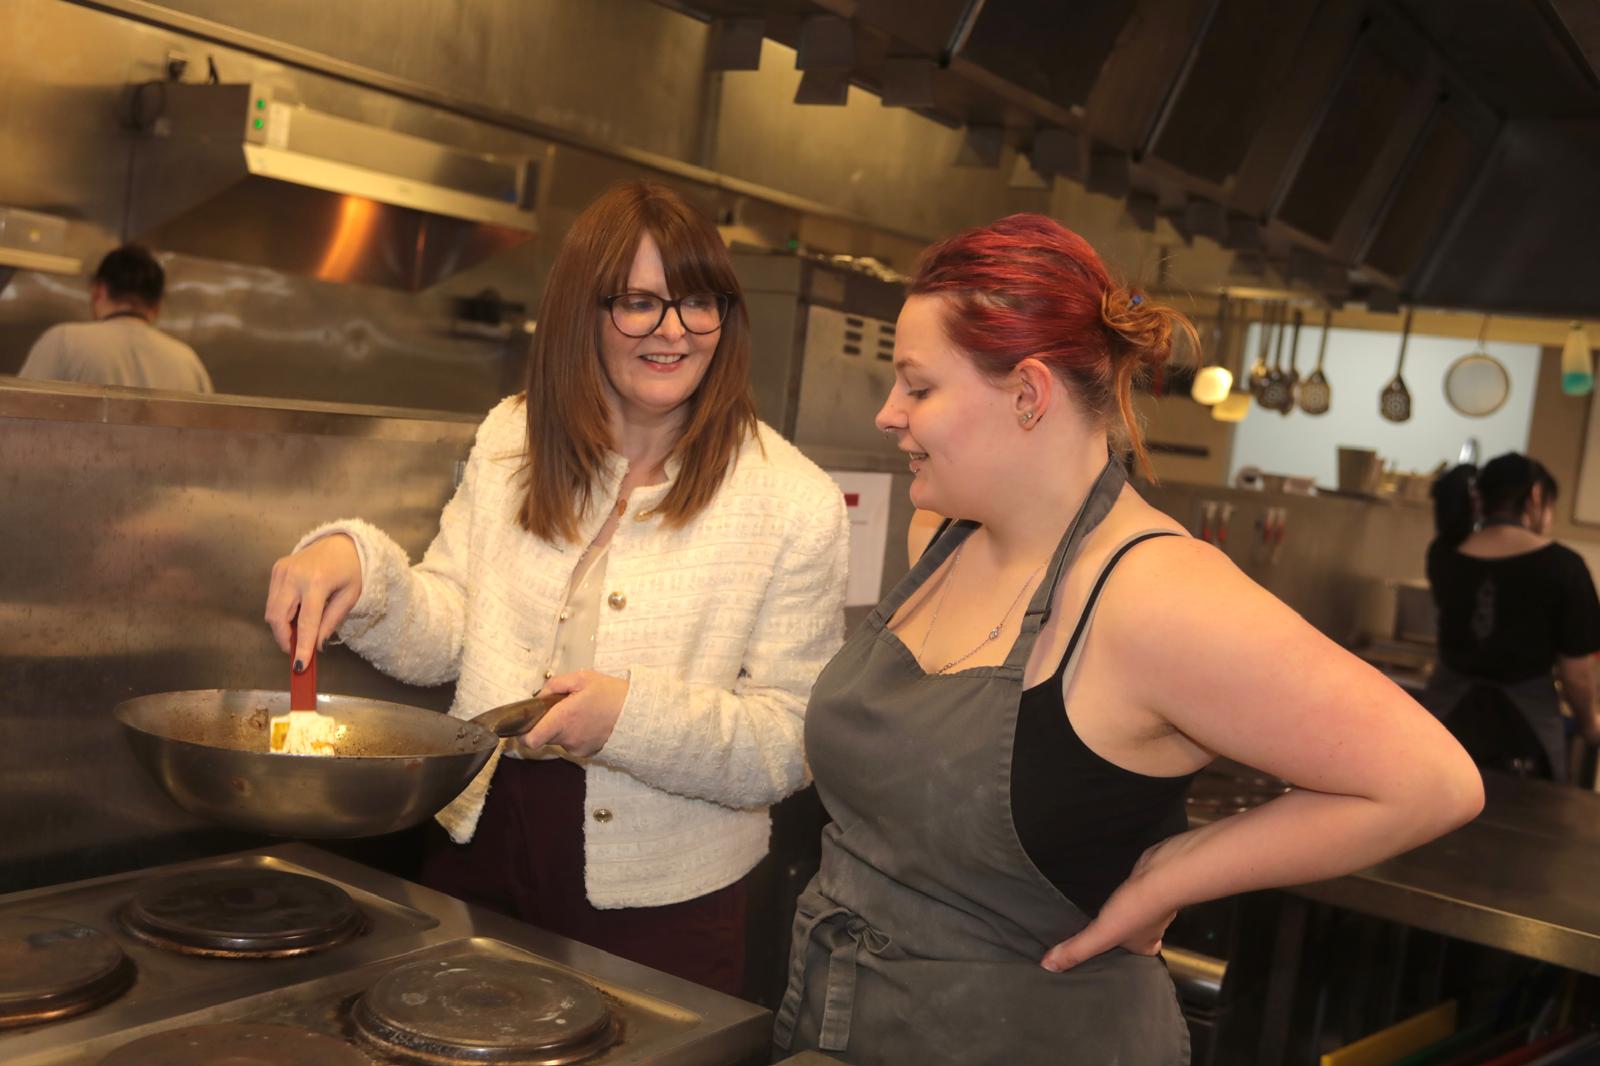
top-left (18, 244), bottom-right (213, 393)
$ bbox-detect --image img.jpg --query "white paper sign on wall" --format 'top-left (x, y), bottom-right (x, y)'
top-left (826, 470), bottom-right (893, 607)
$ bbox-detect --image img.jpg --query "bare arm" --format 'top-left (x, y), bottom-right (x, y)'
top-left (1558, 654), bottom-right (1600, 745)
top-left (1044, 538), bottom-right (1483, 970)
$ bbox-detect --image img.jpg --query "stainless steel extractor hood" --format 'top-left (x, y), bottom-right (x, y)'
top-left (126, 83), bottom-right (539, 290)
top-left (0, 207), bottom-right (82, 275)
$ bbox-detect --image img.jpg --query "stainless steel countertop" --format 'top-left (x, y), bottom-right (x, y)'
top-left (1194, 768), bottom-right (1600, 975)
top-left (0, 377), bottom-right (481, 440)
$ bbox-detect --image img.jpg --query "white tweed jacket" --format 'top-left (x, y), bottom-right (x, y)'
top-left (298, 395), bottom-right (849, 908)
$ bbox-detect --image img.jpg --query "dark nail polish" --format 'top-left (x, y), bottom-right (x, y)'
top-left (294, 659), bottom-right (304, 674)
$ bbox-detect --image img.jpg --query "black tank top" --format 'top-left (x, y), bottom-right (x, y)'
top-left (1011, 531), bottom-right (1197, 915)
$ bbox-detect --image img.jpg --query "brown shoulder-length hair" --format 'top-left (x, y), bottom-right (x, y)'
top-left (519, 181), bottom-right (758, 543)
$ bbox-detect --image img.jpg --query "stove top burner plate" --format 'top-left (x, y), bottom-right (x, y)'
top-left (0, 916), bottom-right (135, 1028)
top-left (120, 870), bottom-right (363, 957)
top-left (99, 1022), bottom-right (372, 1065)
top-left (353, 956), bottom-right (618, 1064)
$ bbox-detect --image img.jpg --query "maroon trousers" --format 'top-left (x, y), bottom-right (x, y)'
top-left (419, 756), bottom-right (748, 997)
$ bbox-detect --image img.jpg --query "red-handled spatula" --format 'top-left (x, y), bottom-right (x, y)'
top-left (271, 619), bottom-right (340, 754)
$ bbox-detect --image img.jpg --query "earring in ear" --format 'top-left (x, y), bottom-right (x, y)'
top-left (1020, 411), bottom-right (1035, 425)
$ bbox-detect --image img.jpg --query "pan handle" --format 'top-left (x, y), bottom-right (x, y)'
top-left (469, 694), bottom-right (566, 738)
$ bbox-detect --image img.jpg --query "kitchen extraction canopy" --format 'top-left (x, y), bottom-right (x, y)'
top-left (126, 83), bottom-right (539, 290)
top-left (0, 207), bottom-right (82, 275)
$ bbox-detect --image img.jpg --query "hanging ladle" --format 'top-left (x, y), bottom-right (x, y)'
top-left (1248, 301), bottom-right (1273, 398)
top-left (1259, 303), bottom-right (1293, 413)
top-left (1380, 308), bottom-right (1414, 423)
top-left (1297, 310), bottom-right (1333, 415)
top-left (1280, 309), bottom-right (1303, 416)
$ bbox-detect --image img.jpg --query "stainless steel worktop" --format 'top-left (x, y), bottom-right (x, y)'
top-left (1193, 767), bottom-right (1600, 976)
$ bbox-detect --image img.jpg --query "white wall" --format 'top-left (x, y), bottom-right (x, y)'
top-left (1228, 325), bottom-right (1540, 488)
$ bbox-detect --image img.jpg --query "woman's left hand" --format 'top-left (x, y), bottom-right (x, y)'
top-left (519, 670), bottom-right (629, 757)
top-left (1040, 842), bottom-right (1177, 973)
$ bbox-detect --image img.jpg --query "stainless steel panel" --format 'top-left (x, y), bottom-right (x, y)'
top-left (794, 303), bottom-right (902, 460)
top-left (0, 384), bottom-right (475, 890)
top-left (0, 254), bottom-right (530, 412)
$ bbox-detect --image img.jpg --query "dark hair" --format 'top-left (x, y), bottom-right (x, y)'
top-left (907, 213), bottom-right (1197, 478)
top-left (518, 180), bottom-right (757, 544)
top-left (1431, 464), bottom-right (1479, 546)
top-left (92, 244), bottom-right (165, 307)
top-left (1432, 453), bottom-right (1557, 545)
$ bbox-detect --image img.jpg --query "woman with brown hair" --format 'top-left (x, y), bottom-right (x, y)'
top-left (265, 181), bottom-right (849, 994)
top-left (773, 214), bottom-right (1483, 1063)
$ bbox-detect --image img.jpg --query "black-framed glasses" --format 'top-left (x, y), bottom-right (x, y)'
top-left (602, 291), bottom-right (732, 337)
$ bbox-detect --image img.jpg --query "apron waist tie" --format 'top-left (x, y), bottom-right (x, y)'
top-left (773, 906), bottom-right (891, 1052)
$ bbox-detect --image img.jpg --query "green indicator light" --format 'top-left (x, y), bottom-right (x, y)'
top-left (255, 98), bottom-right (266, 110)
top-left (252, 117), bottom-right (264, 130)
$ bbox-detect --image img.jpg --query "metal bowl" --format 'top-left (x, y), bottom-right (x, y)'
top-left (115, 689), bottom-right (498, 838)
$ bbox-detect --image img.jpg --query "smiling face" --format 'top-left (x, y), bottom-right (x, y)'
top-left (875, 294), bottom-right (1022, 515)
top-left (597, 232), bottom-right (719, 428)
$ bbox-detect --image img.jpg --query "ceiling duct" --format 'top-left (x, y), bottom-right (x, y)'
top-left (658, 0), bottom-right (1600, 314)
top-left (126, 83), bottom-right (539, 291)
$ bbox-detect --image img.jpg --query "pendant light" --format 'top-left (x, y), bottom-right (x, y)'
top-left (1561, 321), bottom-right (1594, 396)
top-left (1191, 293), bottom-right (1233, 405)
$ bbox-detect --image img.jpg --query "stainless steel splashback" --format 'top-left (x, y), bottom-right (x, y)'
top-left (0, 259), bottom-right (529, 413)
top-left (0, 382), bottom-right (475, 892)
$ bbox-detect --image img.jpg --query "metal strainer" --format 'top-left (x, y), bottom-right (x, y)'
top-left (1380, 309), bottom-right (1414, 423)
top-left (1298, 310), bottom-right (1332, 415)
top-left (1444, 315), bottom-right (1510, 417)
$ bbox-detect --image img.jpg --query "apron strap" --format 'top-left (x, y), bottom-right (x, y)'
top-left (1004, 459), bottom-right (1127, 670)
top-left (772, 907), bottom-right (892, 1053)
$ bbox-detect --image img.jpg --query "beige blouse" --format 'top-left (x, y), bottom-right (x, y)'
top-left (506, 540), bottom-right (610, 760)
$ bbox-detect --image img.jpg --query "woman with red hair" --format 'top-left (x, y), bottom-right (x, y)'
top-left (774, 214), bottom-right (1483, 1063)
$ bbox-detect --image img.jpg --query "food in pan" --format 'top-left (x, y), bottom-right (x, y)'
top-left (269, 711), bottom-right (348, 756)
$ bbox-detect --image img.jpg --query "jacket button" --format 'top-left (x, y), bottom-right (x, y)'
top-left (543, 669), bottom-right (554, 680)
top-left (607, 591), bottom-right (626, 610)
top-left (634, 509), bottom-right (653, 522)
top-left (557, 609), bottom-right (570, 623)
top-left (593, 808), bottom-right (613, 823)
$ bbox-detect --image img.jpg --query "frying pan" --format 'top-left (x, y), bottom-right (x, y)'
top-left (115, 689), bottom-right (561, 838)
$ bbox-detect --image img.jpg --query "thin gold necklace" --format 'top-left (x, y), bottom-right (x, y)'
top-left (919, 541), bottom-right (1046, 674)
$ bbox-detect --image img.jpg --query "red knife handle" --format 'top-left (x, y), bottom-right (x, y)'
top-left (289, 619), bottom-right (318, 710)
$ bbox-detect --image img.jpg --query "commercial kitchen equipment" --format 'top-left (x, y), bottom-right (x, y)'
top-left (0, 843), bottom-right (771, 1065)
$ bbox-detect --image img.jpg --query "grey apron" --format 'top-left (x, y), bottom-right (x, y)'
top-left (1419, 663), bottom-right (1568, 783)
top-left (774, 461), bottom-right (1190, 1065)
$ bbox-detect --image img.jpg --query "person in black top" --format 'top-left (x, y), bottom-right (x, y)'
top-left (1422, 453), bottom-right (1600, 781)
